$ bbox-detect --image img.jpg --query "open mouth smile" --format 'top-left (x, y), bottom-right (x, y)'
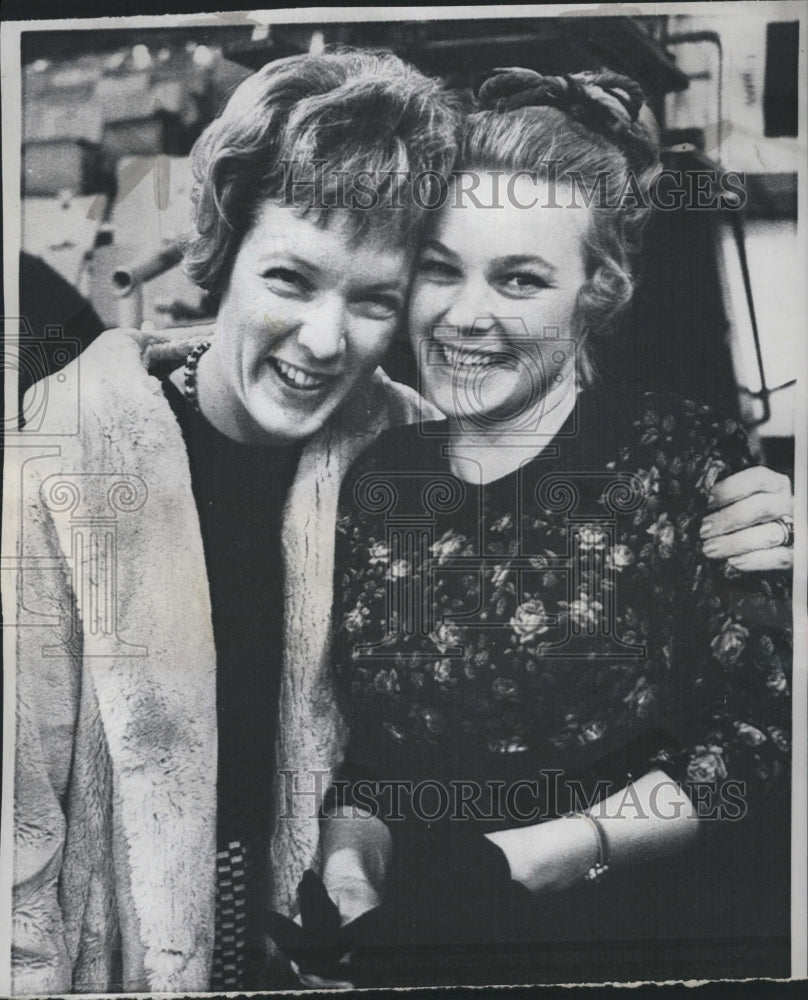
top-left (439, 343), bottom-right (504, 370)
top-left (268, 357), bottom-right (334, 391)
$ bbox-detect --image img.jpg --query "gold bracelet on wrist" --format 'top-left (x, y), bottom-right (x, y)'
top-left (581, 813), bottom-right (610, 883)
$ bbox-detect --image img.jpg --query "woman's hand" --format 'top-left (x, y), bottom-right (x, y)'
top-left (265, 819), bottom-right (389, 988)
top-left (265, 809), bottom-right (392, 984)
top-left (265, 869), bottom-right (356, 988)
top-left (321, 809), bottom-right (392, 922)
top-left (321, 850), bottom-right (384, 925)
top-left (701, 467), bottom-right (794, 572)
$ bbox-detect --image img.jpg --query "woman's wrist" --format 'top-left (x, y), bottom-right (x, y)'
top-left (589, 769), bottom-right (699, 868)
top-left (485, 770), bottom-right (700, 895)
top-left (485, 815), bottom-right (598, 894)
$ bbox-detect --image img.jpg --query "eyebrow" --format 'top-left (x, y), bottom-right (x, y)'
top-left (422, 241), bottom-right (558, 277)
top-left (258, 253), bottom-right (324, 276)
top-left (258, 252), bottom-right (405, 289)
top-left (422, 238), bottom-right (458, 259)
top-left (494, 254), bottom-right (558, 277)
top-left (259, 252), bottom-right (407, 296)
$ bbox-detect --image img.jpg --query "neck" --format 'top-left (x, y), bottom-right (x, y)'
top-left (170, 342), bottom-right (276, 446)
top-left (446, 368), bottom-right (579, 484)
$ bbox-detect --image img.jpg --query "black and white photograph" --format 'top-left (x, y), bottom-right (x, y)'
top-left (1, 4), bottom-right (805, 996)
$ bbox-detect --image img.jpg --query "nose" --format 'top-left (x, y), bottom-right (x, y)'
top-left (438, 278), bottom-right (497, 338)
top-left (296, 295), bottom-right (348, 363)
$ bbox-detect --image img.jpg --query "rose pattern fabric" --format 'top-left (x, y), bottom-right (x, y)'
top-left (332, 392), bottom-right (792, 803)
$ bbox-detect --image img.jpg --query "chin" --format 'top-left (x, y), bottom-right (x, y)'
top-left (421, 379), bottom-right (455, 419)
top-left (427, 375), bottom-right (531, 425)
top-left (249, 385), bottom-right (341, 441)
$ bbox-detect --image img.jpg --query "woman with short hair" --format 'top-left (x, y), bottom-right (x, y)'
top-left (12, 47), bottom-right (457, 995)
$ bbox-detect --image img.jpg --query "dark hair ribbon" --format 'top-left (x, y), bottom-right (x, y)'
top-left (477, 67), bottom-right (645, 142)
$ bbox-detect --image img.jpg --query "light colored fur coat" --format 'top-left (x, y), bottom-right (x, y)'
top-left (11, 328), bottom-right (431, 994)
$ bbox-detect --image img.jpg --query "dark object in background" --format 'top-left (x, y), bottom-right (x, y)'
top-left (22, 139), bottom-right (105, 196)
top-left (17, 251), bottom-right (106, 426)
top-left (764, 21), bottom-right (799, 138)
top-left (595, 204), bottom-right (740, 418)
top-left (101, 111), bottom-right (188, 158)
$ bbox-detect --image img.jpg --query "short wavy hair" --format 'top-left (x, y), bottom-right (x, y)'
top-left (183, 48), bottom-right (459, 294)
top-left (460, 76), bottom-right (660, 379)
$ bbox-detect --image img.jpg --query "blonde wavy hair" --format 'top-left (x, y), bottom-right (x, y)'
top-left (462, 68), bottom-right (661, 380)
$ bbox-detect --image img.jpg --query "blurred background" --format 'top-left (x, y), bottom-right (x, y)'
top-left (17, 10), bottom-right (800, 470)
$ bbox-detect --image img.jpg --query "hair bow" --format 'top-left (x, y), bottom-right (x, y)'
top-left (477, 66), bottom-right (644, 132)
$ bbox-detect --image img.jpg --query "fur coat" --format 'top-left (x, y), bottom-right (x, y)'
top-left (11, 328), bottom-right (432, 994)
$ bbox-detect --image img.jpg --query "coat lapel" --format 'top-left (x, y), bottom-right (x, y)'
top-left (270, 370), bottom-right (435, 914)
top-left (48, 332), bottom-right (218, 991)
top-left (41, 328), bottom-right (434, 986)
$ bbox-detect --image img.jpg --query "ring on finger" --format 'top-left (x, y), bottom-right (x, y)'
top-left (772, 515), bottom-right (794, 548)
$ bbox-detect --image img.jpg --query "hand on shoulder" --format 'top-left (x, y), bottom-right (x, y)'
top-left (701, 466), bottom-right (794, 572)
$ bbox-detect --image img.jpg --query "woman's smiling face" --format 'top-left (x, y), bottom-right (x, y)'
top-left (209, 200), bottom-right (412, 445)
top-left (409, 171), bottom-right (591, 428)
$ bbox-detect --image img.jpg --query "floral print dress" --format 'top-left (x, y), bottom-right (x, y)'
top-left (330, 386), bottom-right (792, 974)
top-left (333, 385), bottom-right (790, 805)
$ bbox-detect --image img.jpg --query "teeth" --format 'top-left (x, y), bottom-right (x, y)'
top-left (441, 344), bottom-right (497, 369)
top-left (273, 358), bottom-right (325, 388)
